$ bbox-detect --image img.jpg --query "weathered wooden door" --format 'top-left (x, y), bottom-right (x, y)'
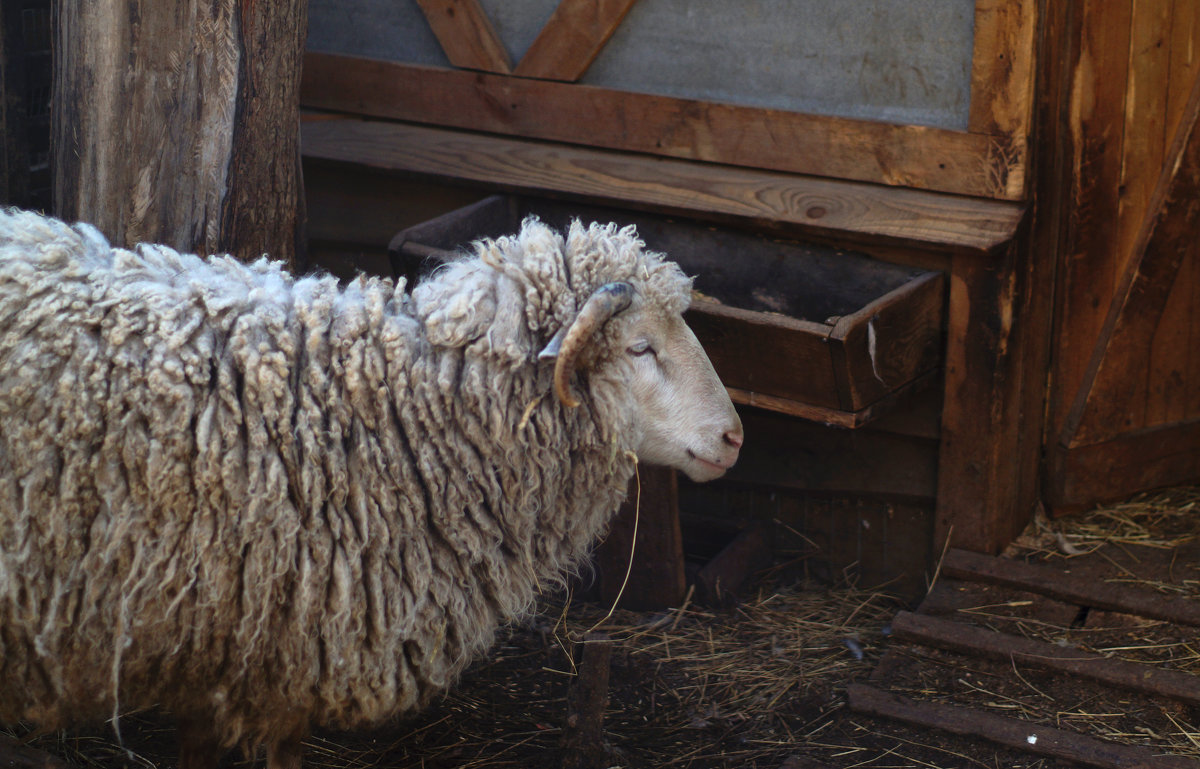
top-left (1041, 2), bottom-right (1200, 511)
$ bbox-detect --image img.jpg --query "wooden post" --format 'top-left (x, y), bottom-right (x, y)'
top-left (560, 632), bottom-right (614, 769)
top-left (52, 0), bottom-right (306, 266)
top-left (595, 465), bottom-right (687, 610)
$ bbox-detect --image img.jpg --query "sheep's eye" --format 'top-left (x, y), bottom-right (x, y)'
top-left (628, 340), bottom-right (656, 357)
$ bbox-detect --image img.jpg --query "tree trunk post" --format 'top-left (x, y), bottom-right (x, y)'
top-left (52, 0), bottom-right (306, 267)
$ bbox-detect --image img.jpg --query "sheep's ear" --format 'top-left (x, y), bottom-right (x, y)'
top-left (537, 326), bottom-right (569, 361)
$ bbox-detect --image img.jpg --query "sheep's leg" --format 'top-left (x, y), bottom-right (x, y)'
top-left (176, 716), bottom-right (225, 769)
top-left (266, 733), bottom-right (306, 769)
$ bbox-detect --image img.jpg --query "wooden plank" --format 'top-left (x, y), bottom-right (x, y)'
top-left (412, 0), bottom-right (511, 74)
top-left (1047, 418), bottom-right (1200, 511)
top-left (727, 406), bottom-right (939, 500)
top-left (934, 237), bottom-right (1034, 554)
top-left (892, 611), bottom-right (1200, 706)
top-left (1149, 2), bottom-right (1200, 427)
top-left (968, 0), bottom-right (1038, 167)
top-left (300, 116), bottom-right (1027, 254)
top-left (54, 0), bottom-right (305, 265)
top-left (686, 303), bottom-right (842, 411)
top-left (1045, 1), bottom-right (1134, 443)
top-left (847, 684), bottom-right (1197, 769)
top-left (942, 548), bottom-right (1200, 627)
top-left (561, 632), bottom-right (614, 769)
top-left (301, 52), bottom-right (1026, 200)
top-left (1173, 1), bottom-right (1200, 426)
top-left (513, 0), bottom-right (637, 82)
top-left (694, 522), bottom-right (771, 608)
top-left (1115, 0), bottom-right (1174, 432)
top-left (1064, 67), bottom-right (1200, 447)
top-left (725, 370), bottom-right (938, 430)
top-left (829, 272), bottom-right (944, 412)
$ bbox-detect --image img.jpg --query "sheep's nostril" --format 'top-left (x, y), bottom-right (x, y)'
top-left (723, 430), bottom-right (744, 450)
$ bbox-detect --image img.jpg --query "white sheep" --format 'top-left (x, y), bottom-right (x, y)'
top-left (0, 208), bottom-right (742, 768)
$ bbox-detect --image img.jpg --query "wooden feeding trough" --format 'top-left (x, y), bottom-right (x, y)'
top-left (389, 194), bottom-right (945, 429)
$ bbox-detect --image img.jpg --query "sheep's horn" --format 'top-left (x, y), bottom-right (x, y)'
top-left (546, 282), bottom-right (634, 408)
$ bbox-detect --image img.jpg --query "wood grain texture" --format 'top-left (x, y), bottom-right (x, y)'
top-left (413, 0), bottom-right (511, 74)
top-left (54, 0), bottom-right (303, 266)
top-left (943, 548), bottom-right (1200, 626)
top-left (222, 0), bottom-right (307, 265)
top-left (892, 611), bottom-right (1200, 705)
top-left (847, 684), bottom-right (1196, 769)
top-left (969, 0), bottom-right (1038, 137)
top-left (1048, 418), bottom-right (1200, 511)
top-left (685, 302), bottom-right (841, 410)
top-left (829, 272), bottom-right (945, 412)
top-left (935, 230), bottom-right (1039, 554)
top-left (299, 116), bottom-right (1026, 253)
top-left (1147, 0), bottom-right (1200, 427)
top-left (513, 0), bottom-right (637, 81)
top-left (1064, 67), bottom-right (1200, 447)
top-left (301, 52), bottom-right (1026, 200)
top-left (1044, 0), bottom-right (1134, 442)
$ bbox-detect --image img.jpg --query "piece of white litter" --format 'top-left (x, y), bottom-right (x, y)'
top-left (1027, 734), bottom-right (1038, 745)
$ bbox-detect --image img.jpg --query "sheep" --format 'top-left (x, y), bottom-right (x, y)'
top-left (0, 207), bottom-right (743, 768)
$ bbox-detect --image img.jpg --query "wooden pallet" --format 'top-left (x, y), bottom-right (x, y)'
top-left (855, 547), bottom-right (1200, 768)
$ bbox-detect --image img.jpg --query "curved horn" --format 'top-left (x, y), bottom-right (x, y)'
top-left (549, 282), bottom-right (634, 408)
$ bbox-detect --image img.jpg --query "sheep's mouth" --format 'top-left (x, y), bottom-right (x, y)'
top-left (685, 449), bottom-right (736, 478)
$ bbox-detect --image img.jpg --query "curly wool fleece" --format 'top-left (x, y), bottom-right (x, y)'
top-left (0, 208), bottom-right (691, 749)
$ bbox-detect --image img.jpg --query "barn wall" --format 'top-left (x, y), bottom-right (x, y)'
top-left (1041, 0), bottom-right (1200, 509)
top-left (307, 0), bottom-right (977, 130)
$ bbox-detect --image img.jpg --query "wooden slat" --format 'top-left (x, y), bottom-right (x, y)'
top-left (301, 52), bottom-right (1026, 200)
top-left (1048, 418), bottom-right (1200, 511)
top-left (892, 611), bottom-right (1200, 706)
top-left (942, 548), bottom-right (1200, 626)
top-left (1149, 1), bottom-right (1200, 427)
top-left (413, 0), bottom-right (511, 74)
top-left (1177, 4), bottom-right (1200, 421)
top-left (1064, 68), bottom-right (1200, 446)
top-left (1045, 1), bottom-right (1134, 443)
top-left (300, 116), bottom-right (1026, 253)
top-left (725, 371), bottom-right (937, 430)
top-left (968, 0), bottom-right (1038, 142)
top-left (1116, 0), bottom-right (1174, 432)
top-left (847, 684), bottom-right (1197, 769)
top-left (513, 0), bottom-right (637, 81)
top-left (829, 272), bottom-right (944, 412)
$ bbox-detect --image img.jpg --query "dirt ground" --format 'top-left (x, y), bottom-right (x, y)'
top-left (8, 487), bottom-right (1200, 768)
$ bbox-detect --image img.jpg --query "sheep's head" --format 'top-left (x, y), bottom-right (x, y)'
top-left (540, 280), bottom-right (743, 483)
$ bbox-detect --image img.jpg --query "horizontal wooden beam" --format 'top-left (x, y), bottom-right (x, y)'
top-left (942, 548), bottom-right (1200, 626)
top-left (1047, 419), bottom-right (1200, 512)
top-left (301, 52), bottom-right (1026, 200)
top-left (300, 116), bottom-right (1026, 254)
top-left (847, 684), bottom-right (1196, 769)
top-left (892, 611), bottom-right (1200, 705)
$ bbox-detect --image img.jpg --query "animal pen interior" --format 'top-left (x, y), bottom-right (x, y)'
top-left (298, 0), bottom-right (1200, 599)
top-left (3, 0), bottom-right (1200, 767)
